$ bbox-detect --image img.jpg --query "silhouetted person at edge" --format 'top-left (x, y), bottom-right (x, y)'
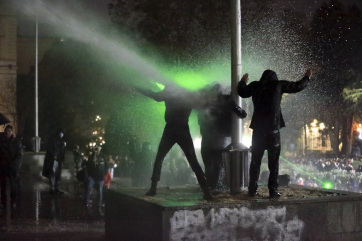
top-left (198, 84), bottom-right (247, 191)
top-left (0, 125), bottom-right (23, 209)
top-left (136, 84), bottom-right (213, 200)
top-left (42, 128), bottom-right (66, 195)
top-left (238, 69), bottom-right (312, 198)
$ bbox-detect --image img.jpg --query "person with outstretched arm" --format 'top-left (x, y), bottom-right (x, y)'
top-left (238, 69), bottom-right (312, 198)
top-left (136, 84), bottom-right (213, 201)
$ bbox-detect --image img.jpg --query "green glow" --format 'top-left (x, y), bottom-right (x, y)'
top-left (323, 182), bottom-right (333, 189)
top-left (172, 71), bottom-right (210, 90)
top-left (279, 155), bottom-right (325, 186)
top-left (162, 63), bottom-right (230, 90)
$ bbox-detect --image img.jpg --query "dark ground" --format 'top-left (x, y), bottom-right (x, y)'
top-left (0, 172), bottom-right (133, 241)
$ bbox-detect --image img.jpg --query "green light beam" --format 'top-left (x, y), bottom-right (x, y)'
top-left (279, 155), bottom-right (326, 186)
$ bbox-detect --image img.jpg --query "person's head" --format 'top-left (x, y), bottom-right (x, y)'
top-left (260, 70), bottom-right (278, 83)
top-left (210, 83), bottom-right (222, 95)
top-left (163, 83), bottom-right (188, 99)
top-left (4, 125), bottom-right (13, 138)
top-left (93, 145), bottom-right (101, 154)
top-left (57, 128), bottom-right (65, 139)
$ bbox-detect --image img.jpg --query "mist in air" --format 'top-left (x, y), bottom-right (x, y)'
top-left (13, 0), bottom-right (318, 150)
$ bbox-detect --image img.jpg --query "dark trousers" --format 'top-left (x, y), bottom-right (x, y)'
top-left (49, 160), bottom-right (62, 191)
top-left (151, 124), bottom-right (207, 189)
top-left (201, 142), bottom-right (223, 189)
top-left (0, 173), bottom-right (17, 205)
top-left (249, 130), bottom-right (281, 191)
top-left (85, 176), bottom-right (104, 207)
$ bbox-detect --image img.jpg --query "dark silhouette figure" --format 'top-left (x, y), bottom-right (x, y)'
top-left (84, 145), bottom-right (108, 214)
top-left (238, 69), bottom-right (312, 198)
top-left (198, 84), bottom-right (247, 190)
top-left (0, 125), bottom-right (23, 209)
top-left (136, 84), bottom-right (213, 200)
top-left (42, 129), bottom-right (66, 194)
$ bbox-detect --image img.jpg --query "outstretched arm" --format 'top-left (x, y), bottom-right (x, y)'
top-left (282, 69), bottom-right (312, 93)
top-left (229, 97), bottom-right (247, 119)
top-left (134, 87), bottom-right (164, 102)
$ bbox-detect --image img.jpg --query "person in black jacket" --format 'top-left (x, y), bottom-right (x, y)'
top-left (0, 125), bottom-right (23, 209)
top-left (84, 145), bottom-right (108, 211)
top-left (238, 69), bottom-right (312, 198)
top-left (42, 129), bottom-right (66, 194)
top-left (136, 84), bottom-right (213, 200)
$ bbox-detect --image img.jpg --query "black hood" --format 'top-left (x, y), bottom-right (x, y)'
top-left (260, 70), bottom-right (278, 83)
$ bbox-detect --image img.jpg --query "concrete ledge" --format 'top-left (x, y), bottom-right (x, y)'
top-left (105, 185), bottom-right (362, 241)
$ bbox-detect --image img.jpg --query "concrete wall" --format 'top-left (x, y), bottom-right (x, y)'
top-left (167, 200), bottom-right (362, 241)
top-left (106, 190), bottom-right (362, 241)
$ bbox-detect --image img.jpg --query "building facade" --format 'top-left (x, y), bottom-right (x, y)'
top-left (0, 2), bottom-right (17, 132)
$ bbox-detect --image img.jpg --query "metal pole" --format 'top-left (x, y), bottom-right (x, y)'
top-left (225, 0), bottom-right (249, 194)
top-left (231, 0), bottom-right (242, 147)
top-left (32, 16), bottom-right (41, 152)
top-left (35, 16), bottom-right (39, 138)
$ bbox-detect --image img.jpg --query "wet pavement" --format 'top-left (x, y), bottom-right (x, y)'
top-left (0, 153), bottom-right (130, 241)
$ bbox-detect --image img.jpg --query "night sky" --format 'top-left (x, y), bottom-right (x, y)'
top-left (16, 0), bottom-right (362, 37)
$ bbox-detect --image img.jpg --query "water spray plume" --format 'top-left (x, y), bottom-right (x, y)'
top-left (13, 0), bottom-right (173, 88)
top-left (13, 0), bottom-right (310, 92)
top-left (14, 0), bottom-right (237, 97)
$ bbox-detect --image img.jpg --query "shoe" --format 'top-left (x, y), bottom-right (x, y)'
top-left (209, 189), bottom-right (221, 195)
top-left (248, 184), bottom-right (258, 197)
top-left (203, 190), bottom-right (214, 201)
top-left (248, 191), bottom-right (258, 197)
top-left (269, 189), bottom-right (281, 198)
top-left (248, 186), bottom-right (258, 197)
top-left (145, 188), bottom-right (156, 196)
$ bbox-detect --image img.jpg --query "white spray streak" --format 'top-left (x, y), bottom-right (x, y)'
top-left (14, 0), bottom-right (172, 86)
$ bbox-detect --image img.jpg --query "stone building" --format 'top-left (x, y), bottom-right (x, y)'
top-left (0, 2), bottom-right (17, 132)
top-left (0, 1), bottom-right (56, 136)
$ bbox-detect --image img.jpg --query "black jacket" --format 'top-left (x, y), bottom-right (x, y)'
top-left (0, 134), bottom-right (23, 175)
top-left (198, 94), bottom-right (247, 149)
top-left (42, 133), bottom-right (66, 178)
top-left (137, 86), bottom-right (193, 126)
top-left (85, 152), bottom-right (108, 181)
top-left (238, 76), bottom-right (309, 131)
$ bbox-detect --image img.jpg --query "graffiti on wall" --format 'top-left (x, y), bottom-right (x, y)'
top-left (170, 206), bottom-right (304, 241)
